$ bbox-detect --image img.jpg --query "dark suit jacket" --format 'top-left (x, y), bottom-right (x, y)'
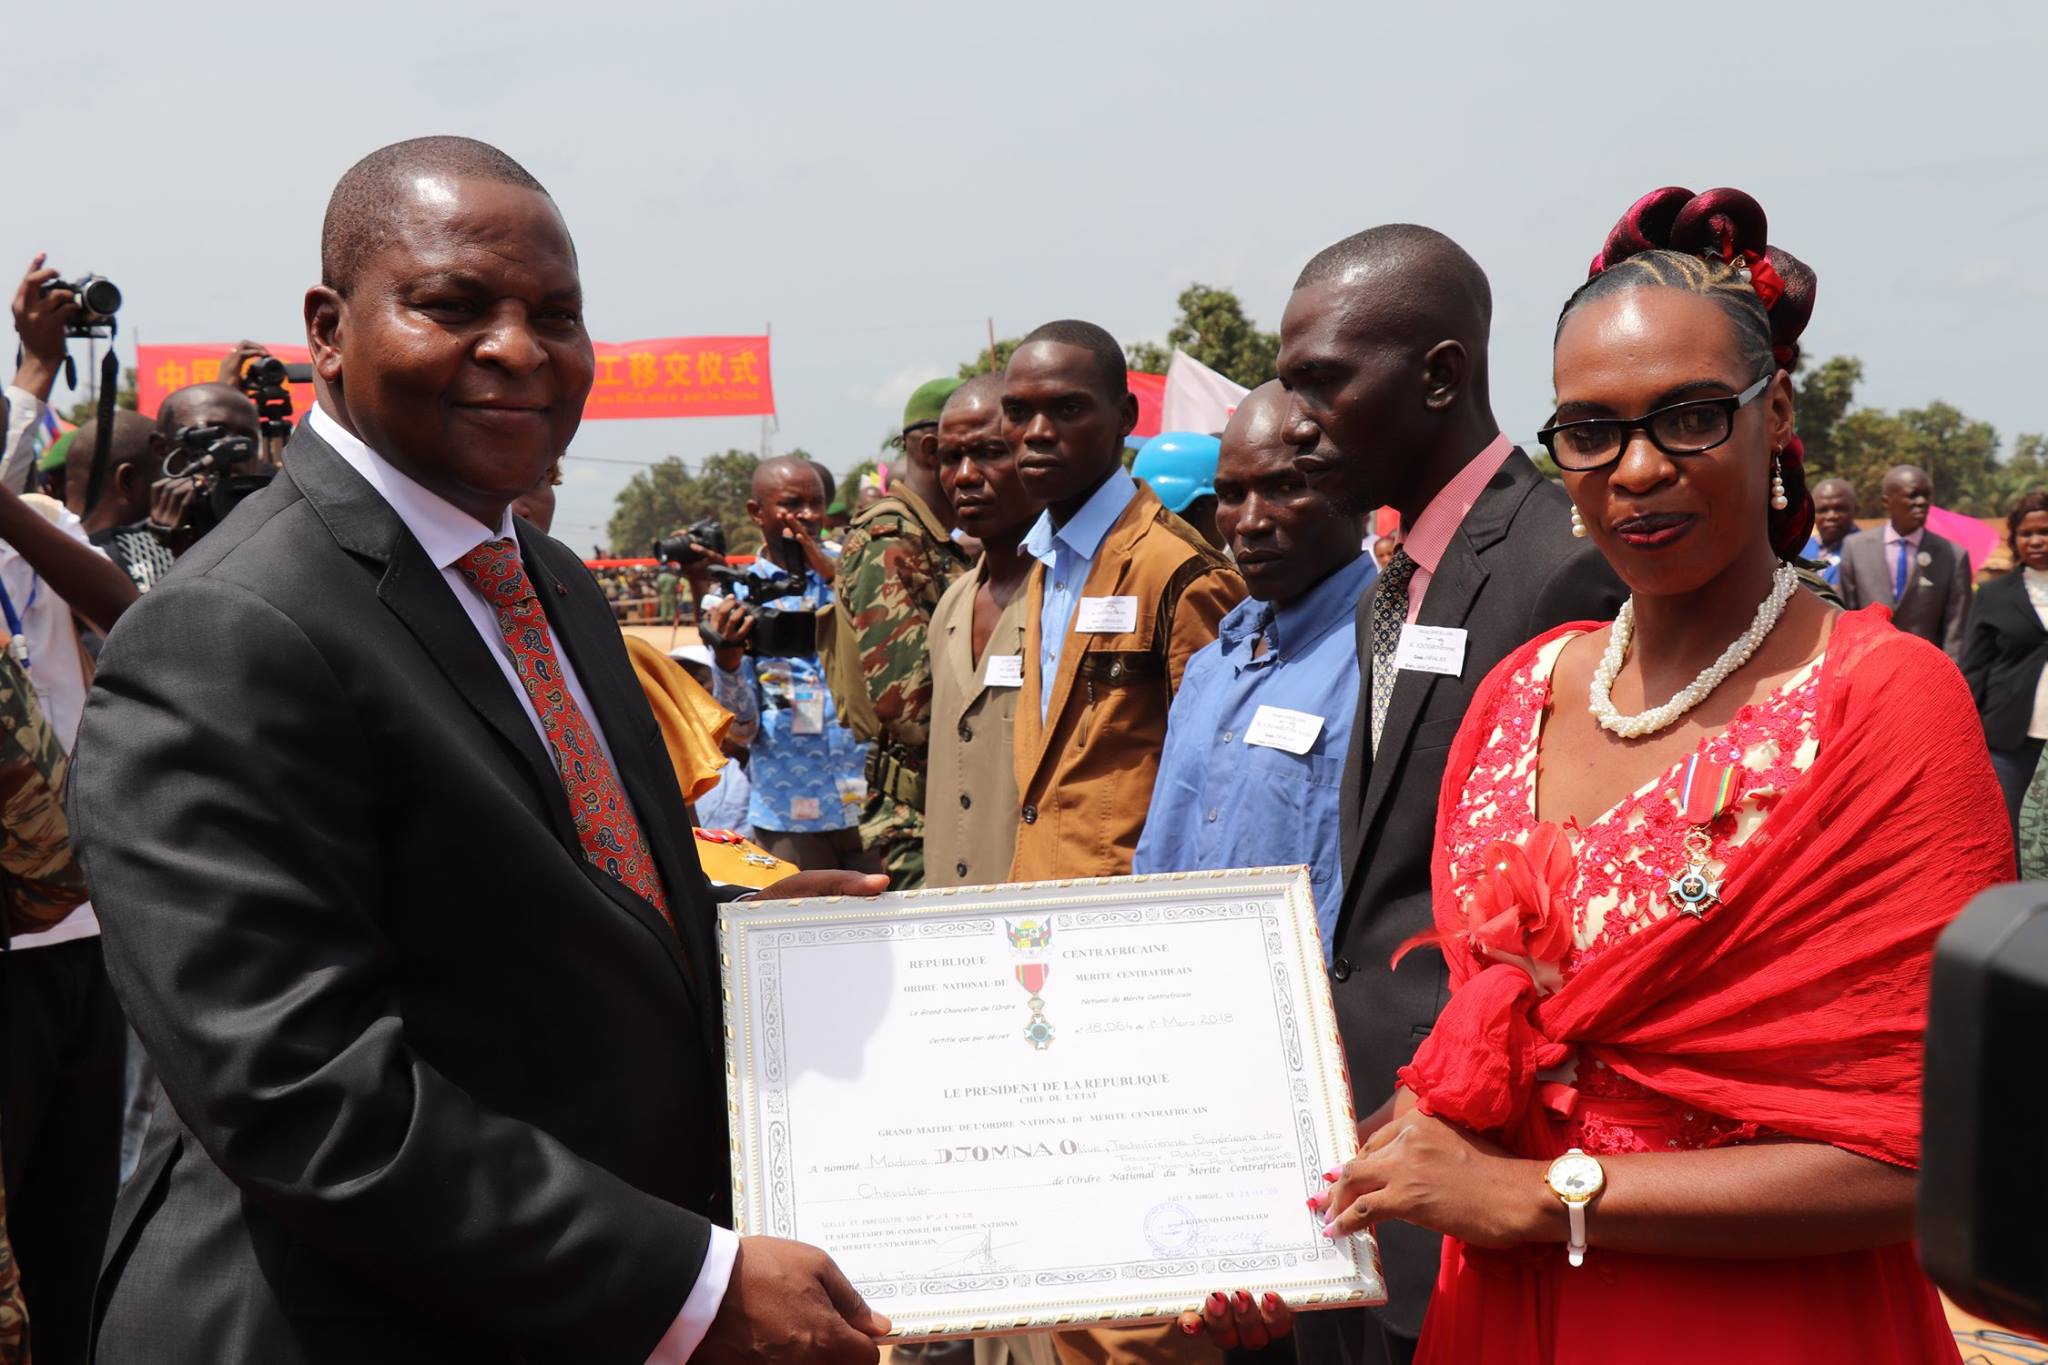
top-left (1326, 452), bottom-right (1623, 1341)
top-left (1962, 569), bottom-right (2048, 751)
top-left (71, 427), bottom-right (729, 1364)
top-left (1836, 525), bottom-right (1972, 661)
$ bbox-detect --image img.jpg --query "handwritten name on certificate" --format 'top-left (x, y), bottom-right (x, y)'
top-left (719, 869), bottom-right (1383, 1339)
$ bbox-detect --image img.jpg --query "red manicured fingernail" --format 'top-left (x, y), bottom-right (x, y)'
top-left (1305, 1194), bottom-right (1322, 1211)
top-left (1181, 1319), bottom-right (1200, 1336)
top-left (1263, 1293), bottom-right (1281, 1311)
top-left (1234, 1291), bottom-right (1253, 1312)
top-left (1209, 1292), bottom-right (1228, 1311)
top-left (1321, 1220), bottom-right (1336, 1239)
top-left (1323, 1167), bottom-right (1340, 1182)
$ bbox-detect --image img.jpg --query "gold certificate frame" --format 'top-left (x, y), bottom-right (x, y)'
top-left (719, 867), bottom-right (1385, 1340)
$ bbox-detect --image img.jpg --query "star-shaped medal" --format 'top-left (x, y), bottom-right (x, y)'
top-left (1667, 862), bottom-right (1722, 918)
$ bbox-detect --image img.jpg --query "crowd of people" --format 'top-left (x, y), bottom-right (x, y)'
top-left (0, 135), bottom-right (2033, 1365)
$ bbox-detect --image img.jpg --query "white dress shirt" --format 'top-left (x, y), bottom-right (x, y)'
top-left (308, 406), bottom-right (736, 1362)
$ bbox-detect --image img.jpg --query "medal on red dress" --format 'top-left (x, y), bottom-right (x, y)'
top-left (1667, 754), bottom-right (1736, 917)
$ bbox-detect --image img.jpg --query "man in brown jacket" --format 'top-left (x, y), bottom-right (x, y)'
top-left (1001, 320), bottom-right (1242, 1365)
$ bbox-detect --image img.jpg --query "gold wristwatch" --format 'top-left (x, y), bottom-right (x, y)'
top-left (1544, 1147), bottom-right (1605, 1267)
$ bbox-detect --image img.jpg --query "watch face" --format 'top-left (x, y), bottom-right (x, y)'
top-left (1548, 1153), bottom-right (1604, 1201)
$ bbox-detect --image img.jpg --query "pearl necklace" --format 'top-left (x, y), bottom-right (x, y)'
top-left (1588, 563), bottom-right (1800, 739)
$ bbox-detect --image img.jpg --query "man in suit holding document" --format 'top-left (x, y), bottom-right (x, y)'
top-left (72, 135), bottom-right (887, 1365)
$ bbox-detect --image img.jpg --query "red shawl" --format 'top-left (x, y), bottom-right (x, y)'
top-left (1398, 607), bottom-right (2012, 1169)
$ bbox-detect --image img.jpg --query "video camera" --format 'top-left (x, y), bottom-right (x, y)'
top-left (652, 517), bottom-right (726, 570)
top-left (232, 356), bottom-right (313, 443)
top-left (38, 273), bottom-right (121, 337)
top-left (699, 560), bottom-right (818, 658)
top-left (160, 423), bottom-right (276, 540)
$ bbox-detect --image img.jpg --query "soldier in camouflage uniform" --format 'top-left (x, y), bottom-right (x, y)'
top-left (0, 647), bottom-right (92, 1363)
top-left (832, 379), bottom-right (973, 886)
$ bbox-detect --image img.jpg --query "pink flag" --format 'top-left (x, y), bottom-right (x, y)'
top-left (1925, 504), bottom-right (2000, 575)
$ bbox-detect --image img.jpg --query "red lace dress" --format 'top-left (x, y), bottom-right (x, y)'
top-left (1416, 634), bottom-right (1961, 1364)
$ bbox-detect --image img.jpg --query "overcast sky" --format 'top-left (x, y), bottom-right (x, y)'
top-left (8, 2), bottom-right (2043, 550)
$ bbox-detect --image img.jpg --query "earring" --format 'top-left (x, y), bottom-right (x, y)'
top-left (1570, 505), bottom-right (1588, 539)
top-left (1770, 451), bottom-right (1789, 512)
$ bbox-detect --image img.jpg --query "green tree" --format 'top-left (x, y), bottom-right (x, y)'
top-left (957, 337), bottom-right (1020, 379)
top-left (1790, 355), bottom-right (1862, 476)
top-left (1148, 283), bottom-right (1279, 388)
top-left (605, 449), bottom-right (763, 556)
top-left (1125, 340), bottom-right (1172, 375)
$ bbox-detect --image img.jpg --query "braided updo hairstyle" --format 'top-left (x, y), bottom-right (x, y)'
top-left (1556, 187), bottom-right (1819, 558)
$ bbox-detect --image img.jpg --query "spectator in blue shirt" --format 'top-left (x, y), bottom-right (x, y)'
top-left (705, 456), bottom-right (870, 869)
top-left (1134, 382), bottom-right (1375, 962)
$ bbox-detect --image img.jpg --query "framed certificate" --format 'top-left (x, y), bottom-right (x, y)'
top-left (719, 867), bottom-right (1384, 1339)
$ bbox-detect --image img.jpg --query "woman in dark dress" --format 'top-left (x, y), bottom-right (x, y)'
top-left (1961, 489), bottom-right (2048, 829)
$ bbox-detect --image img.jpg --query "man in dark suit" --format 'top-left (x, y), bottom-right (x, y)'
top-left (1273, 226), bottom-right (1624, 1365)
top-left (1836, 463), bottom-right (1971, 662)
top-left (71, 137), bottom-right (889, 1365)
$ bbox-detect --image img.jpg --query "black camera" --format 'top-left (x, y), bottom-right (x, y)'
top-left (160, 424), bottom-right (276, 541)
top-left (39, 274), bottom-right (121, 337)
top-left (699, 563), bottom-right (817, 658)
top-left (234, 356), bottom-right (306, 442)
top-left (653, 518), bottom-right (727, 569)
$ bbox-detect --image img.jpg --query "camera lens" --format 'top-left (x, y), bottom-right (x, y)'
top-left (249, 357), bottom-right (288, 384)
top-left (78, 276), bottom-right (121, 317)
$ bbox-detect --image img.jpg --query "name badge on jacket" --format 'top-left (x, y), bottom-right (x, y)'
top-left (1394, 624), bottom-right (1467, 677)
top-left (983, 654), bottom-right (1024, 688)
top-left (1075, 596), bottom-right (1138, 633)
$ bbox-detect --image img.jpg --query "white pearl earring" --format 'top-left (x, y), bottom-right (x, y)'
top-left (1570, 505), bottom-right (1588, 538)
top-left (1770, 452), bottom-right (1789, 512)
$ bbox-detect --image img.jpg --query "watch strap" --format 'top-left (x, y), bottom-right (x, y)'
top-left (1566, 1201), bottom-right (1588, 1267)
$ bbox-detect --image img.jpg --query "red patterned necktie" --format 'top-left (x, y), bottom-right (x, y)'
top-left (455, 537), bottom-right (672, 925)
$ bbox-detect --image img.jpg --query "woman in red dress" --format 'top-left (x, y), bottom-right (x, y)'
top-left (1189, 189), bottom-right (2011, 1362)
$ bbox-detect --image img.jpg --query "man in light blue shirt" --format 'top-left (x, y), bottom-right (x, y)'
top-left (1135, 382), bottom-right (1374, 960)
top-left (1020, 463), bottom-right (1138, 720)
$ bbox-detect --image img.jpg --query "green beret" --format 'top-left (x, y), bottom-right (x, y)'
top-left (902, 377), bottom-right (963, 432)
top-left (38, 430), bottom-right (73, 473)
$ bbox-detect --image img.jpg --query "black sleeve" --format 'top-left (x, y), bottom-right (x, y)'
top-left (1960, 595), bottom-right (1999, 709)
top-left (70, 576), bottom-right (705, 1363)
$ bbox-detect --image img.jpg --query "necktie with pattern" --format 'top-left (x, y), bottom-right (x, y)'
top-left (1369, 549), bottom-right (1419, 757)
top-left (455, 538), bottom-right (672, 925)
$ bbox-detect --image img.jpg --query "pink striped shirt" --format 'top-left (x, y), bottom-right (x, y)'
top-left (1400, 433), bottom-right (1515, 623)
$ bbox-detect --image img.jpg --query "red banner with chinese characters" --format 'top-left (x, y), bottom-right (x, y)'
top-left (137, 344), bottom-right (315, 419)
top-left (586, 336), bottom-right (773, 419)
top-left (135, 335), bottom-right (775, 422)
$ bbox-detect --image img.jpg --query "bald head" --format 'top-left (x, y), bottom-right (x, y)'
top-left (1293, 223), bottom-right (1493, 347)
top-left (1882, 465), bottom-right (1931, 496)
top-left (752, 454), bottom-right (824, 503)
top-left (156, 384), bottom-right (260, 443)
top-left (321, 136), bottom-right (550, 296)
top-left (943, 372), bottom-right (1004, 417)
top-left (1221, 380), bottom-right (1290, 454)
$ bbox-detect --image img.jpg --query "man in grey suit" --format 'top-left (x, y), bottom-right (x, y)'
top-left (1836, 464), bottom-right (1972, 661)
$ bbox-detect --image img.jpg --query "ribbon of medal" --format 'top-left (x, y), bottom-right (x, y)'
top-left (1667, 754), bottom-right (1736, 918)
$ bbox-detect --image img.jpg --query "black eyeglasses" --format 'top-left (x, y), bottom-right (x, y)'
top-left (1537, 375), bottom-right (1771, 472)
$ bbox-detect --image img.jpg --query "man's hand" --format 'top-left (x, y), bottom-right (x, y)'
top-left (11, 254), bottom-right (77, 401)
top-left (696, 1235), bottom-right (890, 1364)
top-left (753, 870), bottom-right (888, 901)
top-left (705, 596), bottom-right (753, 671)
top-left (217, 340), bottom-right (273, 389)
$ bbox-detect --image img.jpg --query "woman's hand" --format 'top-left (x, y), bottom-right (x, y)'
top-left (1316, 1108), bottom-right (1556, 1251)
top-left (1174, 1290), bottom-right (1293, 1350)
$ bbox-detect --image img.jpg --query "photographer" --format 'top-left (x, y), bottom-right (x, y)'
top-left (702, 456), bottom-right (870, 870)
top-left (143, 381), bottom-right (272, 557)
top-left (3, 257), bottom-right (78, 494)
